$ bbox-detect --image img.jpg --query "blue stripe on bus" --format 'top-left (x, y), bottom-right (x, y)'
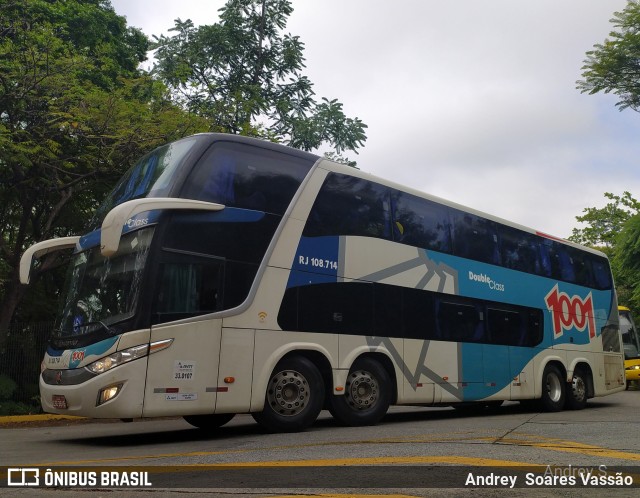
top-left (78, 207), bottom-right (264, 251)
top-left (46, 335), bottom-right (119, 361)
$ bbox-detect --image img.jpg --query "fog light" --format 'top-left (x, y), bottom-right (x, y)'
top-left (97, 383), bottom-right (123, 406)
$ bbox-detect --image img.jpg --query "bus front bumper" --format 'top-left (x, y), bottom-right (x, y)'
top-left (39, 357), bottom-right (148, 419)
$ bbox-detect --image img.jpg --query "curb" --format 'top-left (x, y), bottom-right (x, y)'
top-left (0, 414), bottom-right (85, 425)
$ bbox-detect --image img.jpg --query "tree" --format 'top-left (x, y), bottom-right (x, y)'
top-left (569, 192), bottom-right (640, 310)
top-left (613, 215), bottom-right (640, 310)
top-left (577, 0), bottom-right (640, 111)
top-left (152, 0), bottom-right (367, 156)
top-left (0, 0), bottom-right (208, 347)
top-left (568, 192), bottom-right (640, 247)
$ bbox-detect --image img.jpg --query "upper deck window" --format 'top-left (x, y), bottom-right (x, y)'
top-left (304, 174), bottom-right (392, 238)
top-left (182, 142), bottom-right (314, 215)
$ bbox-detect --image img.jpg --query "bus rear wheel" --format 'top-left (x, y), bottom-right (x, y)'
top-left (252, 356), bottom-right (324, 433)
top-left (329, 357), bottom-right (391, 426)
top-left (183, 413), bottom-right (235, 430)
top-left (566, 369), bottom-right (588, 410)
top-left (541, 364), bottom-right (565, 412)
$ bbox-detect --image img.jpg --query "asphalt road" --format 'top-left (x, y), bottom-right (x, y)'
top-left (1, 387), bottom-right (640, 497)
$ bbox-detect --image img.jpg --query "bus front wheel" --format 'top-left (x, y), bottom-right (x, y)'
top-left (252, 356), bottom-right (324, 433)
top-left (541, 364), bottom-right (565, 412)
top-left (183, 413), bottom-right (235, 430)
top-left (329, 357), bottom-right (392, 426)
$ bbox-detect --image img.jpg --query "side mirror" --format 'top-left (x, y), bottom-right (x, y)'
top-left (20, 237), bottom-right (80, 284)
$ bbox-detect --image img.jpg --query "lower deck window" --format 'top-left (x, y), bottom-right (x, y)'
top-left (278, 279), bottom-right (543, 346)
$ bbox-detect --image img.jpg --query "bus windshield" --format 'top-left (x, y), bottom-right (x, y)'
top-left (88, 137), bottom-right (198, 231)
top-left (56, 228), bottom-right (154, 338)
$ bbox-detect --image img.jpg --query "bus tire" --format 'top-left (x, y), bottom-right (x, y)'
top-left (566, 369), bottom-right (588, 410)
top-left (183, 413), bottom-right (235, 430)
top-left (329, 357), bottom-right (391, 426)
top-left (252, 356), bottom-right (324, 433)
top-left (541, 364), bottom-right (565, 412)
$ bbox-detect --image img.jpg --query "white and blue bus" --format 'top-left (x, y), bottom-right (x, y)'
top-left (20, 133), bottom-right (625, 432)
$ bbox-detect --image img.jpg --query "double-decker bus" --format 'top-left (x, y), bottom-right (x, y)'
top-left (20, 133), bottom-right (625, 432)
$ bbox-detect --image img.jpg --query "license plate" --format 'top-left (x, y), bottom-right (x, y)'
top-left (52, 395), bottom-right (68, 409)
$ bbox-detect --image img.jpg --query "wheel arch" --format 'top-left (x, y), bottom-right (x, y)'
top-left (251, 345), bottom-right (334, 412)
top-left (571, 360), bottom-right (595, 399)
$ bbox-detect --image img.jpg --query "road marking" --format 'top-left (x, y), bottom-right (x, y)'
top-left (270, 495), bottom-right (418, 498)
top-left (19, 431), bottom-right (640, 467)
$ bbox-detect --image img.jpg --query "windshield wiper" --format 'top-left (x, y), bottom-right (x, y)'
top-left (75, 320), bottom-right (116, 335)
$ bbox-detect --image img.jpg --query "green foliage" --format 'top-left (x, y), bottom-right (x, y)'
top-left (0, 400), bottom-right (37, 416)
top-left (152, 0), bottom-right (367, 154)
top-left (570, 192), bottom-right (640, 312)
top-left (569, 192), bottom-right (640, 246)
top-left (612, 215), bottom-right (640, 311)
top-left (0, 0), bottom-right (208, 338)
top-left (578, 0), bottom-right (640, 111)
top-left (0, 374), bottom-right (17, 400)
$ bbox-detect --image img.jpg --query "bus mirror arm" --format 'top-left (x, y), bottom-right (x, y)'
top-left (100, 198), bottom-right (225, 257)
top-left (19, 237), bottom-right (81, 285)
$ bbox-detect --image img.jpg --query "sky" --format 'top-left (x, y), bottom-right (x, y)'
top-left (110, 0), bottom-right (640, 239)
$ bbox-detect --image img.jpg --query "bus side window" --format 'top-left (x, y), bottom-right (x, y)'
top-left (391, 191), bottom-right (452, 252)
top-left (437, 300), bottom-right (485, 342)
top-left (537, 240), bottom-right (553, 277)
top-left (550, 243), bottom-right (576, 283)
top-left (499, 227), bottom-right (540, 274)
top-left (153, 259), bottom-right (223, 325)
top-left (591, 256), bottom-right (612, 290)
top-left (401, 287), bottom-right (437, 340)
top-left (451, 212), bottom-right (500, 265)
top-left (304, 174), bottom-right (392, 240)
top-left (487, 308), bottom-right (522, 345)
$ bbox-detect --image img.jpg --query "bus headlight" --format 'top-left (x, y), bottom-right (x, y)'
top-left (86, 344), bottom-right (149, 374)
top-left (85, 339), bottom-right (173, 375)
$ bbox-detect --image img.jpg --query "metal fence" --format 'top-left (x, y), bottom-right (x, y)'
top-left (0, 322), bottom-right (54, 414)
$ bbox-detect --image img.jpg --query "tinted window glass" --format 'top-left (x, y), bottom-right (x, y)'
top-left (392, 191), bottom-right (452, 252)
top-left (488, 308), bottom-right (520, 344)
top-left (374, 283), bottom-right (402, 336)
top-left (437, 299), bottom-right (484, 342)
top-left (153, 258), bottom-right (223, 324)
top-left (278, 281), bottom-right (543, 347)
top-left (451, 212), bottom-right (500, 265)
top-left (590, 255), bottom-right (612, 290)
top-left (182, 142), bottom-right (313, 215)
top-left (162, 211), bottom-right (280, 264)
top-left (89, 138), bottom-right (197, 230)
top-left (304, 174), bottom-right (392, 239)
top-left (402, 287), bottom-right (436, 339)
top-left (549, 242), bottom-right (576, 282)
top-left (500, 226), bottom-right (541, 274)
top-left (278, 281), bottom-right (373, 334)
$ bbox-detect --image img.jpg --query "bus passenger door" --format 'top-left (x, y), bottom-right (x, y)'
top-left (142, 256), bottom-right (226, 417)
top-left (143, 320), bottom-right (223, 417)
